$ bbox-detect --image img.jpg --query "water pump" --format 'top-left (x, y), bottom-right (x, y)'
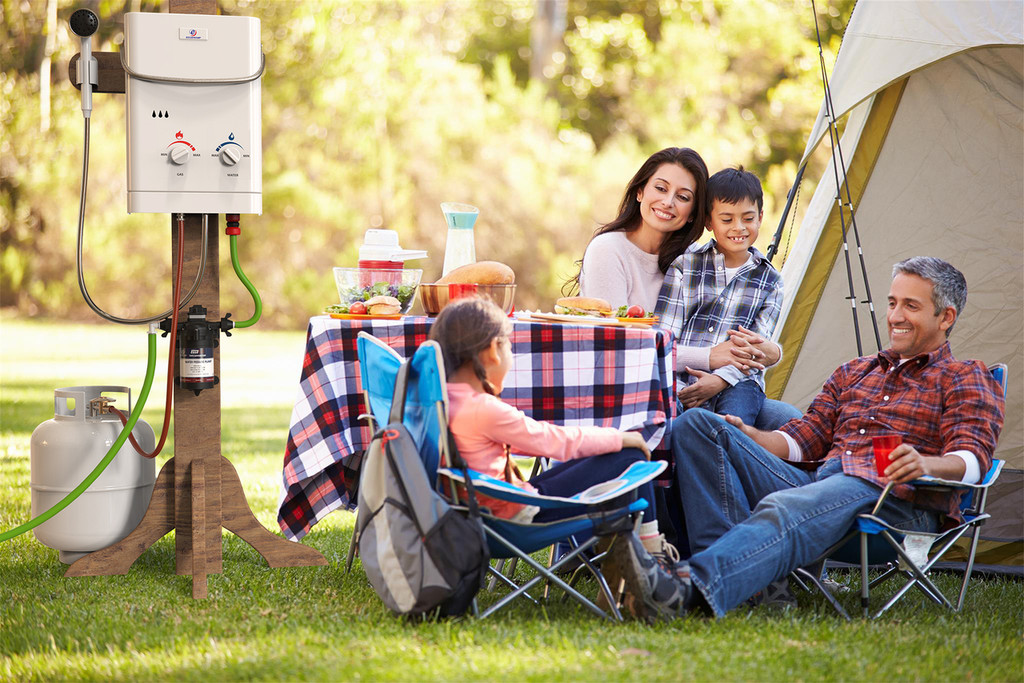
top-left (161, 304), bottom-right (234, 396)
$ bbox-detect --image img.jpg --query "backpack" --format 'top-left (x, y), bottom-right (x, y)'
top-left (356, 362), bottom-right (489, 617)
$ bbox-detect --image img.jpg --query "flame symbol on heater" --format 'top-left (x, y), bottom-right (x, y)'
top-left (175, 131), bottom-right (183, 140)
top-left (228, 132), bottom-right (235, 141)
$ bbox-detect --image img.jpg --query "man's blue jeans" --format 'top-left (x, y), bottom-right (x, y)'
top-left (672, 409), bottom-right (940, 617)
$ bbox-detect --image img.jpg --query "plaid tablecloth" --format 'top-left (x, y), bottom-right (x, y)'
top-left (278, 315), bottom-right (676, 540)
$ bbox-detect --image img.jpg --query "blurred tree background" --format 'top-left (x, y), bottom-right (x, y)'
top-left (1, 0), bottom-right (853, 328)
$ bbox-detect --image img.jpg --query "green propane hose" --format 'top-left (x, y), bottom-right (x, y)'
top-left (230, 233), bottom-right (262, 328)
top-left (0, 330), bottom-right (158, 543)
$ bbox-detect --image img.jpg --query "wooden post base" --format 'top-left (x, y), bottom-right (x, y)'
top-left (65, 455), bottom-right (327, 597)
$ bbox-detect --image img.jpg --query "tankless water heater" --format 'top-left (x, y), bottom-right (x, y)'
top-left (124, 12), bottom-right (262, 214)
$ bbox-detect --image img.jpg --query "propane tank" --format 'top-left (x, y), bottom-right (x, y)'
top-left (30, 386), bottom-right (155, 564)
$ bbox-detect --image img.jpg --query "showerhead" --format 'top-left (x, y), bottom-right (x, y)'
top-left (69, 9), bottom-right (98, 37)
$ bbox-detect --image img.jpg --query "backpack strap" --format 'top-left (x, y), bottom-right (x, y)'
top-left (444, 425), bottom-right (483, 521)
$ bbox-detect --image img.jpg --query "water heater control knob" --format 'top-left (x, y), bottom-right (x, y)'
top-left (169, 146), bottom-right (190, 165)
top-left (219, 146), bottom-right (242, 166)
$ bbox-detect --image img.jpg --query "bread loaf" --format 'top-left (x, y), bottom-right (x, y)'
top-left (435, 261), bottom-right (515, 285)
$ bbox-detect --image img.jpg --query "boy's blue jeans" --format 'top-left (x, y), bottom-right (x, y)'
top-left (705, 378), bottom-right (765, 425)
top-left (672, 409), bottom-right (940, 617)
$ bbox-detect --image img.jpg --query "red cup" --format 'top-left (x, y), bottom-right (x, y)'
top-left (872, 434), bottom-right (903, 476)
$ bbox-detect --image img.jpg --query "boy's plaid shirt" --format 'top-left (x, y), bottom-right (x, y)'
top-left (654, 241), bottom-right (783, 389)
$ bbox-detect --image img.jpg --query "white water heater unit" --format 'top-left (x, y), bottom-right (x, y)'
top-left (124, 12), bottom-right (262, 214)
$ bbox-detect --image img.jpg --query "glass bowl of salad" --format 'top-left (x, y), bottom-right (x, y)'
top-left (331, 267), bottom-right (422, 314)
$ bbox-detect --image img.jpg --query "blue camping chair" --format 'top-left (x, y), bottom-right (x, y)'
top-left (349, 332), bottom-right (666, 620)
top-left (792, 363), bottom-right (1008, 619)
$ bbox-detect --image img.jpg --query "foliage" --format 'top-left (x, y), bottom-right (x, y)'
top-left (2, 0), bottom-right (851, 328)
top-left (1, 320), bottom-right (1023, 681)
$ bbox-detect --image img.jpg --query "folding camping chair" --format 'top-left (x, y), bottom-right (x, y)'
top-left (348, 331), bottom-right (666, 621)
top-left (792, 363), bottom-right (1008, 619)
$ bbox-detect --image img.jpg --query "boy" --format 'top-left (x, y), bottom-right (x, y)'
top-left (653, 166), bottom-right (783, 424)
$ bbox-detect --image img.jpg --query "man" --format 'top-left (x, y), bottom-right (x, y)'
top-left (665, 256), bottom-right (1005, 617)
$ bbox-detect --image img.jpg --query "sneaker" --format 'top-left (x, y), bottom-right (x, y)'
top-left (820, 575), bottom-right (851, 595)
top-left (604, 532), bottom-right (692, 623)
top-left (641, 532), bottom-right (681, 573)
top-left (747, 578), bottom-right (797, 609)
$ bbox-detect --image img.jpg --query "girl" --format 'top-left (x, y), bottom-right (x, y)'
top-left (429, 297), bottom-right (690, 621)
top-left (567, 147), bottom-right (708, 312)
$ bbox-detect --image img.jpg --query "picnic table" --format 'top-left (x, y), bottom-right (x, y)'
top-left (278, 315), bottom-right (676, 540)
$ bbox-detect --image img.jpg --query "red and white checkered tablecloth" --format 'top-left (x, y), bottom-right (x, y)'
top-left (278, 315), bottom-right (676, 540)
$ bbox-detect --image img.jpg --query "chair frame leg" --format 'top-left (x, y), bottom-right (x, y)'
top-left (477, 530), bottom-right (619, 621)
top-left (486, 564), bottom-right (540, 605)
top-left (792, 566), bottom-right (851, 620)
top-left (871, 530), bottom-right (952, 618)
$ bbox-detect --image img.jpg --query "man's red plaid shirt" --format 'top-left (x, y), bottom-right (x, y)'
top-left (779, 342), bottom-right (1005, 521)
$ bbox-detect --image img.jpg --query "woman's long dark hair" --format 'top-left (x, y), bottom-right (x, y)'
top-left (564, 147), bottom-right (709, 296)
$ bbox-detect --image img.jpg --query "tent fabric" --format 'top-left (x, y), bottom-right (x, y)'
top-left (770, 1), bottom-right (1023, 569)
top-left (800, 0), bottom-right (1024, 166)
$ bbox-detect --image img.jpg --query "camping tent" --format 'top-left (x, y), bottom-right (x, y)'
top-left (767, 0), bottom-right (1024, 570)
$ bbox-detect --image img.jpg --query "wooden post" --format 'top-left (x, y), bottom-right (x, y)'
top-left (66, 0), bottom-right (326, 596)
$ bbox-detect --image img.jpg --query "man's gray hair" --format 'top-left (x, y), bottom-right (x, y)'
top-left (892, 257), bottom-right (967, 336)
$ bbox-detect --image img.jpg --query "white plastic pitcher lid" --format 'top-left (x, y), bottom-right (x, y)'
top-left (358, 229), bottom-right (427, 262)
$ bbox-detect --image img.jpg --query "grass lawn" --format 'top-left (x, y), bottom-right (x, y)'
top-left (1, 316), bottom-right (1021, 681)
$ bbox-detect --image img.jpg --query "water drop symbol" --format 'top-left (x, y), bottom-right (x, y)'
top-left (228, 132), bottom-right (235, 141)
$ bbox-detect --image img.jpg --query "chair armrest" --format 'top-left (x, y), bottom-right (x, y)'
top-left (438, 460), bottom-right (666, 511)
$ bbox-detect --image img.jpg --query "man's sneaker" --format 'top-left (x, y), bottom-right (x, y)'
top-left (747, 578), bottom-right (798, 609)
top-left (604, 532), bottom-right (692, 623)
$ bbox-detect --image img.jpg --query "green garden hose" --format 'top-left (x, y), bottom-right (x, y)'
top-left (230, 233), bottom-right (262, 328)
top-left (0, 330), bottom-right (158, 543)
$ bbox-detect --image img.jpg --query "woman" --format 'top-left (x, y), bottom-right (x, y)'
top-left (567, 147), bottom-right (708, 313)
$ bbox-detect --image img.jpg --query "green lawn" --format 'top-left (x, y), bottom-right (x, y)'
top-left (1, 316), bottom-right (1021, 682)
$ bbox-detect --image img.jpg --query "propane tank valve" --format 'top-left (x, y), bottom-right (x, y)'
top-left (88, 396), bottom-right (115, 416)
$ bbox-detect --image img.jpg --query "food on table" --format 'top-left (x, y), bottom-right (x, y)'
top-left (554, 296), bottom-right (613, 317)
top-left (616, 304), bottom-right (647, 318)
top-left (335, 278), bottom-right (418, 312)
top-left (365, 295), bottom-right (401, 315)
top-left (349, 301), bottom-right (367, 315)
top-left (435, 260), bottom-right (515, 285)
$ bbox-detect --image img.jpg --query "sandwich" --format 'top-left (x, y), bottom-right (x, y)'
top-left (554, 296), bottom-right (612, 317)
top-left (365, 295), bottom-right (402, 315)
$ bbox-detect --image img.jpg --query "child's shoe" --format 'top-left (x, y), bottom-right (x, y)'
top-left (640, 531), bottom-right (680, 573)
top-left (604, 532), bottom-right (692, 623)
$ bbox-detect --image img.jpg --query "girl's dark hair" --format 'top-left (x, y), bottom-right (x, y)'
top-left (429, 297), bottom-right (511, 396)
top-left (564, 147), bottom-right (709, 296)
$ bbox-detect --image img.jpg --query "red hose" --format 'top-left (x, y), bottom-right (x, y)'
top-left (111, 214), bottom-right (187, 458)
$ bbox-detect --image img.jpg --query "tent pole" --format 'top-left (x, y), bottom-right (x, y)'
top-left (767, 162), bottom-right (806, 263)
top-left (812, 0), bottom-right (863, 356)
top-left (831, 148), bottom-right (883, 352)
